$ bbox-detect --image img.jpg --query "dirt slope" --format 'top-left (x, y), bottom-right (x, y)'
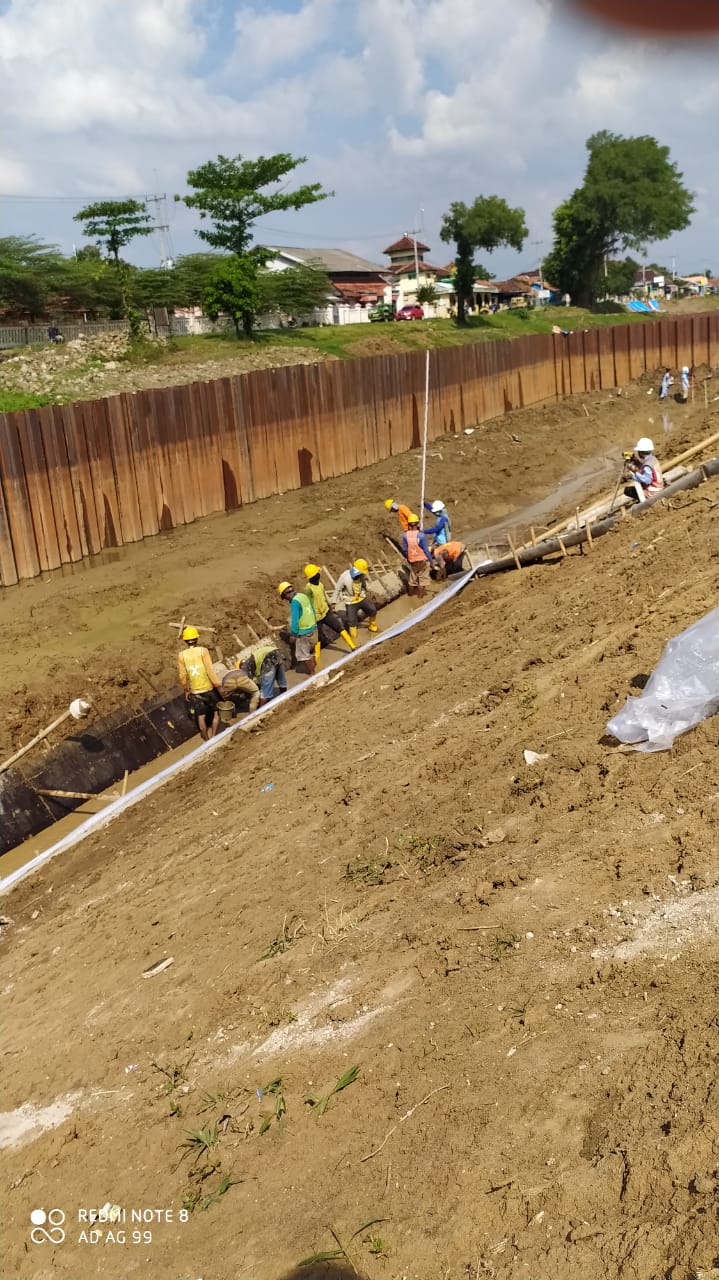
top-left (1, 388), bottom-right (718, 1279)
top-left (0, 372), bottom-right (713, 761)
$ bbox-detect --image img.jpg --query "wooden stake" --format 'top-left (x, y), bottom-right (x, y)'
top-left (36, 787), bottom-right (109, 802)
top-left (582, 403), bottom-right (590, 417)
top-left (136, 667), bottom-right (158, 693)
top-left (121, 770), bottom-right (129, 797)
top-left (575, 506), bottom-right (581, 531)
top-left (484, 543), bottom-right (492, 562)
top-left (530, 526), bottom-right (537, 547)
top-left (557, 535), bottom-right (568, 558)
top-left (246, 623), bottom-right (262, 643)
top-left (585, 521), bottom-right (594, 550)
top-left (704, 382), bottom-right (709, 408)
top-left (255, 609), bottom-right (275, 633)
top-left (322, 563), bottom-right (337, 588)
top-left (233, 632), bottom-right (244, 649)
top-left (382, 535), bottom-right (406, 563)
top-left (507, 532), bottom-right (522, 570)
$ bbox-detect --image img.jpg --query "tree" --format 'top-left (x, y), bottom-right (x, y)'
top-left (74, 199), bottom-right (154, 311)
top-left (0, 235), bottom-right (62, 319)
top-left (177, 152), bottom-right (331, 335)
top-left (172, 253), bottom-right (226, 307)
top-left (260, 262), bottom-right (332, 319)
top-left (440, 196), bottom-right (527, 325)
top-left (416, 282), bottom-right (437, 307)
top-left (543, 132), bottom-right (694, 307)
top-left (177, 153), bottom-right (330, 258)
top-left (203, 258), bottom-right (261, 337)
top-left (601, 256), bottom-right (639, 298)
top-left (473, 262), bottom-right (496, 281)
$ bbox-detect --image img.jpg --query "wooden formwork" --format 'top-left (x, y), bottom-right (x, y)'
top-left (0, 315), bottom-right (716, 586)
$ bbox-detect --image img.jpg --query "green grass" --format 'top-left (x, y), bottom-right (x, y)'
top-left (0, 389), bottom-right (53, 412)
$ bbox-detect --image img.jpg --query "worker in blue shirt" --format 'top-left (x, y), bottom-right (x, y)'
top-left (423, 499), bottom-right (452, 546)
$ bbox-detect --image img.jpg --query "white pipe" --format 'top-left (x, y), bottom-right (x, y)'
top-left (0, 564), bottom-right (477, 896)
top-left (419, 349), bottom-right (430, 527)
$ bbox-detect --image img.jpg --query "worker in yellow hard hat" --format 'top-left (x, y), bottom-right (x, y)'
top-left (331, 559), bottom-right (379, 638)
top-left (278, 580), bottom-right (319, 674)
top-left (384, 498), bottom-right (413, 532)
top-left (303, 564), bottom-right (356, 652)
top-left (177, 625), bottom-right (221, 740)
top-left (402, 514), bottom-right (433, 598)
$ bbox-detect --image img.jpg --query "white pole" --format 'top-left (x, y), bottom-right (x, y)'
top-left (419, 349), bottom-right (430, 528)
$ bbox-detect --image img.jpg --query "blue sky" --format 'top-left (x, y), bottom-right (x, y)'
top-left (0, 0), bottom-right (717, 279)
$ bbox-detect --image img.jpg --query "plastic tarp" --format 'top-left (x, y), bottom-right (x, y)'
top-left (607, 605), bottom-right (719, 752)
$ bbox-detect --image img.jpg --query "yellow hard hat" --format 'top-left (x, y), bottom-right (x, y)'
top-left (384, 498), bottom-right (396, 510)
top-left (277, 581), bottom-right (293, 596)
top-left (181, 625), bottom-right (199, 641)
top-left (353, 558), bottom-right (369, 574)
top-left (303, 563), bottom-right (321, 579)
top-left (407, 513), bottom-right (420, 524)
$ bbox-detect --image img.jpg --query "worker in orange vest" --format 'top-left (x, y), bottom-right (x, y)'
top-left (401, 513), bottom-right (433, 598)
top-left (432, 540), bottom-right (468, 580)
top-left (384, 498), bottom-right (413, 532)
top-left (177, 625), bottom-right (221, 740)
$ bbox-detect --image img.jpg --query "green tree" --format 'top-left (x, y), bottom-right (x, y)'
top-left (416, 282), bottom-right (437, 307)
top-left (601, 256), bottom-right (639, 297)
top-left (543, 132), bottom-right (694, 306)
top-left (177, 153), bottom-right (331, 335)
top-left (0, 235), bottom-right (62, 318)
top-left (440, 196), bottom-right (527, 325)
top-left (177, 153), bottom-right (330, 258)
top-left (172, 253), bottom-right (226, 307)
top-left (203, 258), bottom-right (261, 337)
top-left (260, 262), bottom-right (332, 319)
top-left (473, 261), bottom-right (496, 281)
top-left (73, 199), bottom-right (154, 310)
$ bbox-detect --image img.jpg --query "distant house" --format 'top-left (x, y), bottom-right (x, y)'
top-left (679, 274), bottom-right (709, 296)
top-left (707, 277), bottom-right (719, 296)
top-left (264, 246), bottom-right (390, 324)
top-left (516, 269), bottom-right (558, 303)
top-left (491, 277), bottom-right (534, 305)
top-left (382, 236), bottom-right (458, 315)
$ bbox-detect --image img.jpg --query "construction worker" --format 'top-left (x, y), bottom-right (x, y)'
top-left (384, 498), bottom-right (413, 532)
top-left (659, 368), bottom-right (673, 399)
top-left (237, 642), bottom-right (287, 706)
top-left (402, 514), bottom-right (432, 598)
top-left (177, 625), bottom-right (221, 740)
top-left (423, 499), bottom-right (452, 546)
top-left (278, 581), bottom-right (319, 674)
top-left (681, 365), bottom-right (691, 401)
top-left (625, 437), bottom-right (664, 503)
top-left (220, 665), bottom-right (261, 714)
top-left (331, 559), bottom-right (379, 637)
top-left (303, 564), bottom-right (356, 652)
top-left (432, 540), bottom-right (468, 580)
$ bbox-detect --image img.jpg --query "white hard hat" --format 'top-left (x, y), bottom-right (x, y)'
top-left (682, 365), bottom-right (689, 373)
top-left (635, 437), bottom-right (654, 453)
top-left (431, 500), bottom-right (445, 513)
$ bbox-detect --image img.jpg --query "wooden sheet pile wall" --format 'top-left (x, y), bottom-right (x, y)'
top-left (1, 315), bottom-right (716, 585)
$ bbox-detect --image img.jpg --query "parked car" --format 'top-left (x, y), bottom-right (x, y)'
top-left (368, 303), bottom-right (395, 323)
top-left (395, 304), bottom-right (424, 321)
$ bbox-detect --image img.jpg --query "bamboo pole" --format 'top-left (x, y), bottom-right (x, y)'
top-left (36, 787), bottom-right (110, 802)
top-left (322, 563), bottom-right (337, 588)
top-left (0, 708), bottom-right (73, 775)
top-left (530, 527), bottom-right (537, 547)
top-left (557, 535), bottom-right (568, 558)
top-left (507, 532), bottom-right (522, 570)
top-left (246, 623), bottom-right (262, 643)
top-left (585, 521), bottom-right (594, 550)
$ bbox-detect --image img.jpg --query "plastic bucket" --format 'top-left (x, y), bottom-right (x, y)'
top-left (217, 700), bottom-right (235, 725)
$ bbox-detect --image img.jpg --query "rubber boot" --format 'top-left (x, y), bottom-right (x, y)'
top-left (367, 618), bottom-right (378, 634)
top-left (314, 641), bottom-right (322, 669)
top-left (349, 626), bottom-right (358, 640)
top-left (340, 629), bottom-right (356, 651)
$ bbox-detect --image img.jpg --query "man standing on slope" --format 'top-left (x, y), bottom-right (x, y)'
top-left (303, 564), bottom-right (356, 652)
top-left (278, 581), bottom-right (319, 674)
top-left (402, 513), bottom-right (433, 598)
top-left (423, 498), bottom-right (452, 546)
top-left (178, 625), bottom-right (221, 740)
top-left (384, 498), bottom-right (413, 532)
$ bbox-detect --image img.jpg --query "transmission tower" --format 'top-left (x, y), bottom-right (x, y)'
top-left (145, 191), bottom-right (175, 269)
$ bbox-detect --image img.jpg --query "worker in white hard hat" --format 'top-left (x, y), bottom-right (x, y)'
top-left (423, 498), bottom-right (452, 546)
top-left (177, 625), bottom-right (222, 740)
top-left (681, 365), bottom-right (692, 401)
top-left (625, 437), bottom-right (664, 503)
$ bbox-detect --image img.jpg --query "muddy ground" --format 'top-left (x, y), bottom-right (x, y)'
top-left (1, 374), bottom-right (718, 1280)
top-left (0, 372), bottom-right (714, 762)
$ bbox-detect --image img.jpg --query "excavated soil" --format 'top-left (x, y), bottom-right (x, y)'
top-left (1, 375), bottom-right (718, 1280)
top-left (0, 372), bottom-right (714, 761)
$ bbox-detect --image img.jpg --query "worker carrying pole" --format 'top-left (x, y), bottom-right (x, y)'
top-left (303, 564), bottom-right (356, 652)
top-left (278, 581), bottom-right (320, 674)
top-left (177, 625), bottom-right (222, 740)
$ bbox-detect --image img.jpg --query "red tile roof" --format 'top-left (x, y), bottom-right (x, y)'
top-left (391, 260), bottom-right (444, 276)
top-left (383, 235), bottom-right (430, 255)
top-left (333, 281), bottom-right (385, 302)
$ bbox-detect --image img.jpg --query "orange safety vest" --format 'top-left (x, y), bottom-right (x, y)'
top-left (405, 529), bottom-right (428, 562)
top-left (436, 540), bottom-right (464, 561)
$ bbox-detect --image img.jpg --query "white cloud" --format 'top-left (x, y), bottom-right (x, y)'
top-left (231, 0), bottom-right (336, 76)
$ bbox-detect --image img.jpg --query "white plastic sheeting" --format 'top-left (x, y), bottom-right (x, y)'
top-left (607, 605), bottom-right (719, 752)
top-left (1, 565), bottom-right (476, 895)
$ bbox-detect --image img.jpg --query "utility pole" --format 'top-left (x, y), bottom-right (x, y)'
top-left (145, 190), bottom-right (175, 269)
top-left (405, 207), bottom-right (424, 301)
